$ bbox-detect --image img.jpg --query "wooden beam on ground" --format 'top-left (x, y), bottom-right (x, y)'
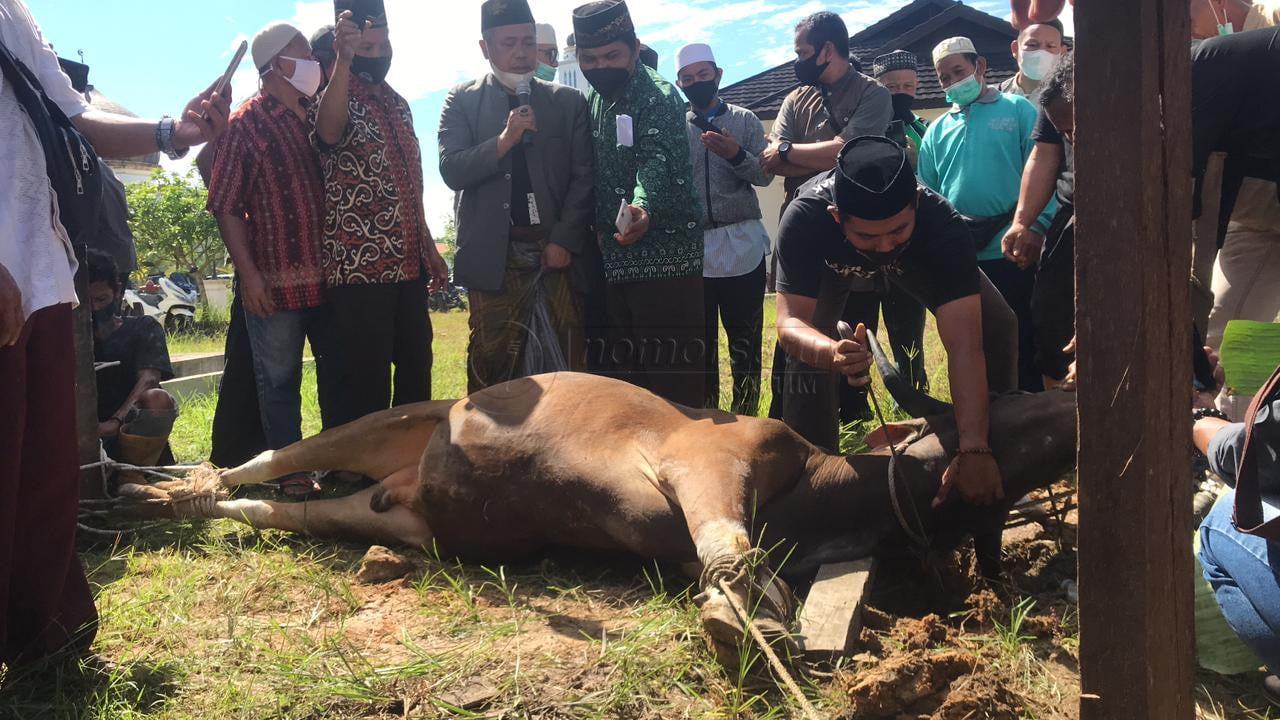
top-left (797, 558), bottom-right (875, 660)
top-left (1074, 1), bottom-right (1195, 718)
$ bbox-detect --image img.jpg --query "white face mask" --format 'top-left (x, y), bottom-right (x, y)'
top-left (490, 61), bottom-right (536, 92)
top-left (1019, 49), bottom-right (1059, 82)
top-left (277, 56), bottom-right (322, 97)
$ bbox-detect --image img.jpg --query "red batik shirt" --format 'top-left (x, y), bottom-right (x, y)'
top-left (309, 75), bottom-right (431, 286)
top-left (206, 93), bottom-right (327, 310)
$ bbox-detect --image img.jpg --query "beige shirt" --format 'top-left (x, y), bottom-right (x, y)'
top-left (1244, 1), bottom-right (1280, 30)
top-left (772, 66), bottom-right (892, 197)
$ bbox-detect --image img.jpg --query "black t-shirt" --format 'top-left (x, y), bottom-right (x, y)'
top-left (1032, 109), bottom-right (1074, 207)
top-left (775, 171), bottom-right (980, 311)
top-left (94, 316), bottom-right (174, 421)
top-left (508, 95), bottom-right (535, 227)
top-left (1192, 27), bottom-right (1280, 180)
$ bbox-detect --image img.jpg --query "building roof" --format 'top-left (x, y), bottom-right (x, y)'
top-left (721, 0), bottom-right (1031, 119)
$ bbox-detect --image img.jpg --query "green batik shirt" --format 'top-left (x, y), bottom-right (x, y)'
top-left (588, 62), bottom-right (704, 284)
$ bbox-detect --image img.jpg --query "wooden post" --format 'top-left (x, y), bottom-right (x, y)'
top-left (73, 244), bottom-right (103, 499)
top-left (1074, 1), bottom-right (1195, 718)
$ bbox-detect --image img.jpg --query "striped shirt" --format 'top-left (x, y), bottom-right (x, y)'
top-left (206, 93), bottom-right (326, 310)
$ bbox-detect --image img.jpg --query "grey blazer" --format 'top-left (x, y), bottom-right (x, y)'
top-left (439, 75), bottom-right (595, 292)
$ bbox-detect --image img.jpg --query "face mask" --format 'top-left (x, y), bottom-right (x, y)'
top-left (890, 93), bottom-right (915, 124)
top-left (490, 62), bottom-right (535, 91)
top-left (352, 53), bottom-right (392, 84)
top-left (681, 79), bottom-right (718, 109)
top-left (1019, 49), bottom-right (1058, 82)
top-left (794, 49), bottom-right (829, 86)
top-left (278, 56), bottom-right (323, 97)
top-left (1212, 2), bottom-right (1234, 35)
top-left (535, 63), bottom-right (557, 82)
top-left (944, 72), bottom-right (982, 106)
top-left (92, 303), bottom-right (116, 330)
top-left (583, 67), bottom-right (631, 98)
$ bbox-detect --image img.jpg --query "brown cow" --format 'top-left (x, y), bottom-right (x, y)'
top-left (141, 364), bottom-right (1077, 664)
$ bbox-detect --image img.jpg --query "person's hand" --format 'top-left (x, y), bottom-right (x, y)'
top-left (1194, 345), bottom-right (1225, 410)
top-left (98, 418), bottom-right (122, 439)
top-left (1059, 335), bottom-right (1078, 390)
top-left (832, 321), bottom-right (872, 387)
top-left (701, 128), bottom-right (741, 160)
top-left (614, 205), bottom-right (650, 246)
top-left (1001, 223), bottom-right (1045, 269)
top-left (239, 269), bottom-right (275, 317)
top-left (760, 139), bottom-right (784, 172)
top-left (0, 262), bottom-right (22, 347)
top-left (542, 243), bottom-right (572, 271)
top-left (334, 11), bottom-right (363, 66)
top-left (499, 105), bottom-right (538, 155)
top-left (934, 452), bottom-right (1004, 507)
top-left (172, 78), bottom-right (233, 150)
top-left (425, 242), bottom-right (450, 292)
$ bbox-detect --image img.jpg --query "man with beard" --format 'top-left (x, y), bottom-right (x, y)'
top-left (675, 42), bottom-right (772, 414)
top-left (439, 0), bottom-right (594, 392)
top-left (571, 0), bottom-right (706, 407)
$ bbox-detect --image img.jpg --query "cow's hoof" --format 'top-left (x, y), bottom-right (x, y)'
top-left (697, 590), bottom-right (800, 673)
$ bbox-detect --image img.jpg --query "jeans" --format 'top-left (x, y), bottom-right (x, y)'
top-left (244, 306), bottom-right (329, 450)
top-left (1199, 491), bottom-right (1280, 673)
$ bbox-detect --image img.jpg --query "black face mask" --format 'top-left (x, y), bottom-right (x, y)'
top-left (681, 79), bottom-right (718, 109)
top-left (857, 240), bottom-right (911, 266)
top-left (583, 67), bottom-right (631, 98)
top-left (352, 53), bottom-right (392, 84)
top-left (794, 49), bottom-right (829, 86)
top-left (92, 303), bottom-right (117, 330)
top-left (891, 93), bottom-right (916, 124)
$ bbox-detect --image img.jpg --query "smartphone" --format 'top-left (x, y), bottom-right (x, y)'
top-left (615, 199), bottom-right (633, 235)
top-left (204, 40), bottom-right (247, 120)
top-left (335, 0), bottom-right (385, 27)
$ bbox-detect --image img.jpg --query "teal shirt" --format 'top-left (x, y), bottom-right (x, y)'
top-left (917, 88), bottom-right (1057, 261)
top-left (588, 62), bottom-right (703, 284)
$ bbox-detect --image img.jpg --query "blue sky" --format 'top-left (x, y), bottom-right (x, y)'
top-left (25, 0), bottom-right (1070, 235)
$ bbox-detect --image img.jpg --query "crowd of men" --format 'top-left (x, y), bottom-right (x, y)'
top-left (3, 0), bottom-right (1280, 699)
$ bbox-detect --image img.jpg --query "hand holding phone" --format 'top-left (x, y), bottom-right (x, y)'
top-left (204, 40), bottom-right (247, 121)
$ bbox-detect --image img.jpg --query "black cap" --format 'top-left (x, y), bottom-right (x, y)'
top-left (310, 25), bottom-right (336, 65)
top-left (872, 50), bottom-right (917, 78)
top-left (573, 0), bottom-right (635, 50)
top-left (834, 136), bottom-right (917, 220)
top-left (481, 0), bottom-right (535, 32)
top-left (639, 44), bottom-right (657, 70)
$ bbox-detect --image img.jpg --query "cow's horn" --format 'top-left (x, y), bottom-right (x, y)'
top-left (864, 330), bottom-right (954, 418)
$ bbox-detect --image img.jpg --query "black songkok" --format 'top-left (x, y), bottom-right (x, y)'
top-left (572, 0), bottom-right (636, 50)
top-left (481, 0), bottom-right (535, 31)
top-left (872, 50), bottom-right (917, 78)
top-left (834, 137), bottom-right (918, 220)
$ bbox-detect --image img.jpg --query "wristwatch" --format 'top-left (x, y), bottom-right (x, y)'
top-left (777, 140), bottom-right (792, 162)
top-left (156, 116), bottom-right (188, 161)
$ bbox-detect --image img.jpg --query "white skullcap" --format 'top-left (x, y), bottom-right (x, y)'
top-left (676, 43), bottom-right (716, 73)
top-left (536, 23), bottom-right (556, 46)
top-left (252, 22), bottom-right (303, 71)
top-left (931, 36), bottom-right (977, 66)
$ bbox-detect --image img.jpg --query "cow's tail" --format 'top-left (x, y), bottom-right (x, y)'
top-left (865, 331), bottom-right (953, 418)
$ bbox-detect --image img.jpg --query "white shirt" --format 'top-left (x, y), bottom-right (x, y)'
top-left (703, 218), bottom-right (770, 279)
top-left (0, 0), bottom-right (89, 320)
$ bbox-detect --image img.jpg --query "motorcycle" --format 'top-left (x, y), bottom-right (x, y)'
top-left (429, 279), bottom-right (468, 313)
top-left (123, 274), bottom-right (199, 333)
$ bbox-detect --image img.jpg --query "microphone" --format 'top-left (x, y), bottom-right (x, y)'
top-left (516, 79), bottom-right (533, 145)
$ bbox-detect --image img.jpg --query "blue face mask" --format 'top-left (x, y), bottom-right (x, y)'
top-left (944, 72), bottom-right (982, 106)
top-left (535, 63), bottom-right (557, 82)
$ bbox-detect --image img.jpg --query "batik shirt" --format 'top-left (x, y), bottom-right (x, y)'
top-left (310, 75), bottom-right (431, 286)
top-left (588, 62), bottom-right (703, 285)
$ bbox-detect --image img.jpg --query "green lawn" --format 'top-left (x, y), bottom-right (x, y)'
top-left (168, 297), bottom-right (949, 463)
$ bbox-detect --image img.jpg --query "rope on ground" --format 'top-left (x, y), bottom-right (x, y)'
top-left (715, 578), bottom-right (821, 720)
top-left (79, 459), bottom-right (197, 483)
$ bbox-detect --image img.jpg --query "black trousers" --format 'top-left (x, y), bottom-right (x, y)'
top-left (601, 274), bottom-right (705, 409)
top-left (325, 280), bottom-right (433, 427)
top-left (837, 282), bottom-right (929, 422)
top-left (210, 288), bottom-right (267, 468)
top-left (704, 259), bottom-right (765, 415)
top-left (979, 257), bottom-right (1043, 393)
top-left (1032, 206), bottom-right (1076, 381)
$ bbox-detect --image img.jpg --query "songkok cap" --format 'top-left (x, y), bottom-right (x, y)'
top-left (572, 0), bottom-right (636, 50)
top-left (252, 22), bottom-right (304, 72)
top-left (834, 137), bottom-right (918, 220)
top-left (676, 43), bottom-right (715, 73)
top-left (481, 0), bottom-right (535, 31)
top-left (932, 36), bottom-right (977, 66)
top-left (872, 50), bottom-right (917, 77)
top-left (310, 25), bottom-right (336, 66)
top-left (536, 23), bottom-right (557, 46)
top-left (335, 0), bottom-right (387, 27)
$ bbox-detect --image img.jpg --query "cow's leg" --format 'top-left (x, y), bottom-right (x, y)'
top-left (195, 485), bottom-right (433, 548)
top-left (221, 400), bottom-right (453, 487)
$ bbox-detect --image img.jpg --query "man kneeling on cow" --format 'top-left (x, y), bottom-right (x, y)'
top-left (773, 136), bottom-right (1018, 512)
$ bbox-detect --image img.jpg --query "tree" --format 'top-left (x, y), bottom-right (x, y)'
top-left (125, 168), bottom-right (225, 298)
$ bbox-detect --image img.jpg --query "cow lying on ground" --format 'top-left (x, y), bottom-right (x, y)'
top-left (124, 348), bottom-right (1077, 664)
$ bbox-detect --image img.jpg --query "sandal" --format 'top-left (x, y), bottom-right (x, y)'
top-left (278, 472), bottom-right (321, 499)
